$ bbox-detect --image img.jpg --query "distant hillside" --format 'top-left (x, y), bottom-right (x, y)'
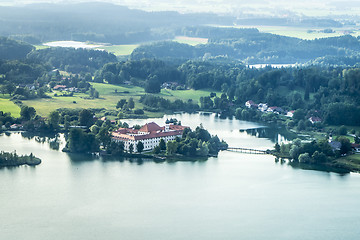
top-left (131, 27), bottom-right (360, 64)
top-left (27, 47), bottom-right (117, 73)
top-left (0, 37), bottom-right (34, 60)
top-left (0, 3), bottom-right (233, 44)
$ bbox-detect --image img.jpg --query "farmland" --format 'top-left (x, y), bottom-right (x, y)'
top-left (96, 44), bottom-right (138, 56)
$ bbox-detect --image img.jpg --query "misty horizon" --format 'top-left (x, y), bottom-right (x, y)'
top-left (1, 0), bottom-right (360, 17)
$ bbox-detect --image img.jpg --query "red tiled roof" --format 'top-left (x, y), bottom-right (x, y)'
top-left (53, 85), bottom-right (67, 89)
top-left (169, 125), bottom-right (187, 131)
top-left (309, 117), bottom-right (322, 122)
top-left (112, 123), bottom-right (188, 142)
top-left (139, 122), bottom-right (162, 133)
top-left (112, 130), bottom-right (183, 141)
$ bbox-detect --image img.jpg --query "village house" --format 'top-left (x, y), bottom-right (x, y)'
top-left (267, 106), bottom-right (284, 114)
top-left (328, 135), bottom-right (341, 152)
top-left (258, 103), bottom-right (268, 112)
top-left (286, 110), bottom-right (295, 118)
top-left (112, 122), bottom-right (188, 153)
top-left (352, 144), bottom-right (360, 153)
top-left (53, 85), bottom-right (67, 91)
top-left (10, 124), bottom-right (23, 130)
top-left (245, 100), bottom-right (257, 109)
top-left (309, 117), bottom-right (322, 124)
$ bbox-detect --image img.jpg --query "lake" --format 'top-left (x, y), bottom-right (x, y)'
top-left (43, 41), bottom-right (104, 49)
top-left (1, 113), bottom-right (360, 240)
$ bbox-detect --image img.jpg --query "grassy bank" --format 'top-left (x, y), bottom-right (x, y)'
top-left (334, 154), bottom-right (360, 173)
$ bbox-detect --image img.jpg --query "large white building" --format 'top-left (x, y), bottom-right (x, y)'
top-left (111, 122), bottom-right (187, 152)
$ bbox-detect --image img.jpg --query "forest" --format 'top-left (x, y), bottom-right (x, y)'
top-left (132, 27), bottom-right (360, 65)
top-left (1, 29), bottom-right (360, 129)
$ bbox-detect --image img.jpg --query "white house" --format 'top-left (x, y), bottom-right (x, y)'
top-left (112, 122), bottom-right (188, 152)
top-left (245, 100), bottom-right (257, 109)
top-left (267, 106), bottom-right (283, 114)
top-left (286, 111), bottom-right (295, 118)
top-left (258, 103), bottom-right (268, 112)
top-left (309, 117), bottom-right (322, 124)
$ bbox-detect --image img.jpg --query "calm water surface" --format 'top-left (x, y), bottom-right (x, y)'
top-left (1, 114), bottom-right (359, 240)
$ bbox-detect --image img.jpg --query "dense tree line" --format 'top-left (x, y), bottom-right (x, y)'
top-left (275, 136), bottom-right (352, 164)
top-left (95, 57), bottom-right (360, 126)
top-left (166, 125), bottom-right (228, 157)
top-left (0, 37), bottom-right (34, 60)
top-left (139, 94), bottom-right (199, 112)
top-left (131, 27), bottom-right (360, 64)
top-left (27, 47), bottom-right (117, 73)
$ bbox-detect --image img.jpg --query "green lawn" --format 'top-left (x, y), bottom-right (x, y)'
top-left (97, 45), bottom-right (138, 56)
top-left (21, 83), bottom-right (216, 117)
top-left (0, 96), bottom-right (21, 117)
top-left (159, 88), bottom-right (220, 102)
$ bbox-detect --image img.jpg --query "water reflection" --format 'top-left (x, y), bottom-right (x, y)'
top-left (21, 132), bottom-right (65, 151)
top-left (241, 125), bottom-right (298, 144)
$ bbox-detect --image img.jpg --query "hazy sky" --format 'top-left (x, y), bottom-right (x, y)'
top-left (0, 0), bottom-right (359, 16)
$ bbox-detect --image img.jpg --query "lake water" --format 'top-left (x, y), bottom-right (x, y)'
top-left (1, 113), bottom-right (360, 240)
top-left (43, 41), bottom-right (103, 49)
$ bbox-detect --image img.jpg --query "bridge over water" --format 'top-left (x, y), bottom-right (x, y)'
top-left (227, 147), bottom-right (271, 155)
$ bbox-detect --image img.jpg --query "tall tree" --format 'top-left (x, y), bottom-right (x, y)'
top-left (136, 141), bottom-right (144, 153)
top-left (79, 109), bottom-right (94, 127)
top-left (48, 111), bottom-right (60, 131)
top-left (159, 138), bottom-right (166, 150)
top-left (20, 106), bottom-right (36, 121)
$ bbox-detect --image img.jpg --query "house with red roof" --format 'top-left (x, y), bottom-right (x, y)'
top-left (245, 100), bottom-right (258, 109)
top-left (309, 117), bottom-right (322, 124)
top-left (112, 122), bottom-right (188, 152)
top-left (286, 111), bottom-right (295, 118)
top-left (53, 85), bottom-right (67, 90)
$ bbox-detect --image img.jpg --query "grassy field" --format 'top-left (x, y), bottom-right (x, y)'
top-left (21, 83), bottom-right (217, 117)
top-left (34, 45), bottom-right (50, 50)
top-left (97, 45), bottom-right (138, 56)
top-left (0, 96), bottom-right (21, 117)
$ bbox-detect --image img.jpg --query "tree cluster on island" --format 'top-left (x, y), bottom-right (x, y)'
top-left (0, 151), bottom-right (41, 167)
top-left (165, 125), bottom-right (228, 157)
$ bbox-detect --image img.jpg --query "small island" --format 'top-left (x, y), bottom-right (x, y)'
top-left (0, 151), bottom-right (41, 167)
top-left (63, 120), bottom-right (228, 160)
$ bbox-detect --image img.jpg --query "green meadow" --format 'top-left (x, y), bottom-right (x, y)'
top-left (0, 96), bottom-right (21, 118)
top-left (97, 44), bottom-right (138, 56)
top-left (22, 83), bottom-right (218, 117)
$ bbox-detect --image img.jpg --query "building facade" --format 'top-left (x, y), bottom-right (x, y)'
top-left (112, 122), bottom-right (187, 152)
